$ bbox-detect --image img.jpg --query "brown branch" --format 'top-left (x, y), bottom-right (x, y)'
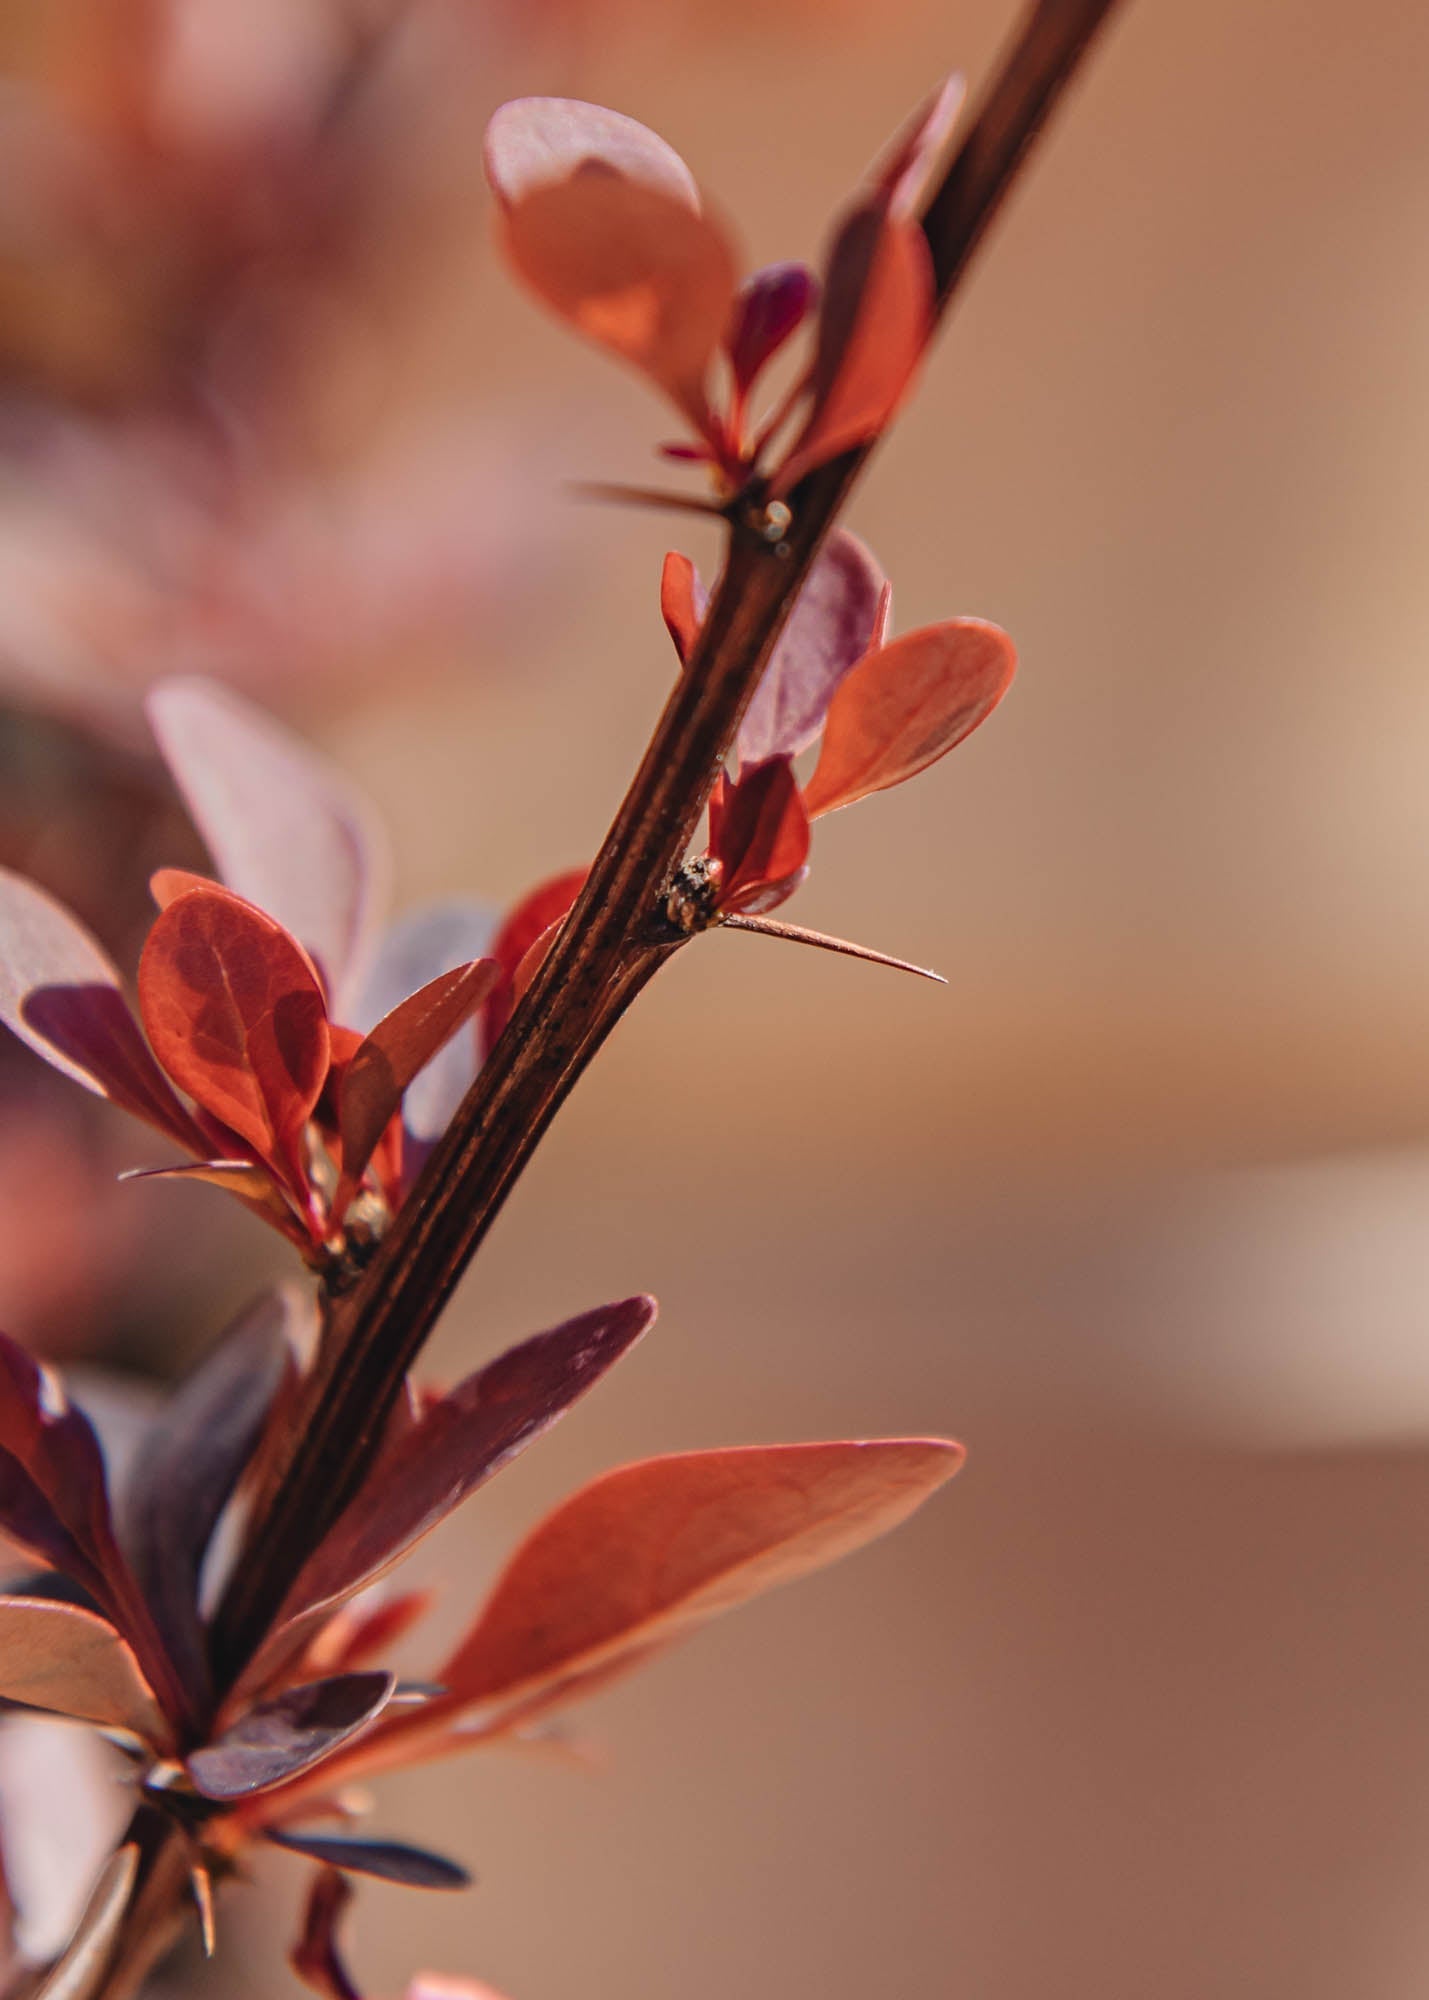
top-left (209, 0), bottom-right (1125, 1681)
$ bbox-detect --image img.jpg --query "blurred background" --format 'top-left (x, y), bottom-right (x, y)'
top-left (5, 0), bottom-right (1429, 1995)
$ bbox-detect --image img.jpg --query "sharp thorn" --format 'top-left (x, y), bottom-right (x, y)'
top-left (568, 481), bottom-right (731, 518)
top-left (719, 913), bottom-right (947, 982)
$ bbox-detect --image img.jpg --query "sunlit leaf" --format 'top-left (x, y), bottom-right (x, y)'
top-left (269, 1830), bottom-right (469, 1889)
top-left (480, 869), bottom-right (586, 1057)
top-left (774, 204), bottom-right (933, 492)
top-left (188, 1673), bottom-right (395, 1801)
top-left (736, 531), bottom-right (886, 768)
top-left (137, 883), bottom-right (331, 1193)
top-left (801, 618), bottom-right (1017, 817)
top-left (725, 262), bottom-right (819, 395)
top-left (435, 1440), bottom-right (963, 1722)
top-left (485, 97), bottom-right (700, 210)
top-left (708, 760), bottom-right (810, 914)
top-left (120, 1287), bottom-right (297, 1707)
top-left (0, 870), bottom-right (205, 1152)
top-left (659, 550), bottom-right (707, 666)
top-left (33, 1845), bottom-right (137, 2000)
top-left (146, 679), bottom-right (389, 1013)
top-left (0, 1600), bottom-right (168, 1743)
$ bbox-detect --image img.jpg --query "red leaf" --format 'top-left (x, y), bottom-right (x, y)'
top-left (480, 869), bottom-right (586, 1057)
top-left (0, 869), bottom-right (206, 1153)
top-left (292, 1869), bottom-right (360, 2000)
top-left (867, 73), bottom-right (967, 217)
top-left (120, 1288), bottom-right (297, 1710)
top-left (724, 262), bottom-right (819, 395)
top-left (801, 618), bottom-right (1017, 818)
top-left (708, 761), bottom-right (810, 915)
top-left (188, 1673), bottom-right (396, 1801)
top-left (435, 1439), bottom-right (963, 1720)
top-left (335, 960), bottom-right (501, 1211)
top-left (146, 679), bottom-right (389, 1013)
top-left (354, 904), bottom-right (496, 1143)
top-left (0, 1599), bottom-right (169, 1744)
top-left (243, 1297), bottom-right (656, 1693)
top-left (773, 204), bottom-right (933, 493)
top-left (659, 551), bottom-right (707, 666)
top-left (137, 883), bottom-right (331, 1194)
top-left (736, 531), bottom-right (886, 768)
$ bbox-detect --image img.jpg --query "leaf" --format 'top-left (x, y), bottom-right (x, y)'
top-left (336, 960), bottom-right (501, 1204)
top-left (435, 1440), bottom-right (963, 1723)
top-left (120, 1287), bottom-right (298, 1709)
top-left (137, 882), bottom-right (331, 1193)
top-left (480, 869), bottom-right (586, 1057)
top-left (291, 1869), bottom-right (360, 2000)
top-left (354, 903), bottom-right (496, 1142)
top-left (773, 203), bottom-right (933, 493)
top-left (659, 550), bottom-right (707, 666)
top-left (736, 531), bottom-right (886, 768)
top-left (267, 1831), bottom-right (470, 1890)
top-left (484, 106), bottom-right (739, 437)
top-left (485, 97), bottom-right (701, 211)
top-left (801, 618), bottom-right (1018, 817)
top-left (708, 760), bottom-right (810, 915)
top-left (867, 73), bottom-right (967, 217)
top-left (188, 1672), bottom-right (395, 1800)
top-left (0, 869), bottom-right (205, 1152)
top-left (33, 1845), bottom-right (138, 2000)
top-left (724, 262), bottom-right (819, 395)
top-left (0, 1336), bottom-right (120, 1595)
top-left (0, 1600), bottom-right (167, 1741)
top-left (146, 678), bottom-right (389, 1013)
top-left (260, 1298), bottom-right (657, 1675)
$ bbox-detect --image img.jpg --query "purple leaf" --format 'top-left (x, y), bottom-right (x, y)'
top-left (0, 869), bottom-right (205, 1151)
top-left (354, 903), bottom-right (496, 1142)
top-left (187, 1672), bottom-right (395, 1800)
top-left (267, 1830), bottom-right (470, 1890)
top-left (735, 532), bottom-right (886, 769)
top-left (243, 1297), bottom-right (656, 1692)
top-left (725, 262), bottom-right (819, 394)
top-left (120, 1288), bottom-right (298, 1709)
top-left (145, 678), bottom-right (390, 1014)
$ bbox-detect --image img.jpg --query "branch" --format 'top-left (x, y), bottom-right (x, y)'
top-left (209, 0), bottom-right (1125, 1682)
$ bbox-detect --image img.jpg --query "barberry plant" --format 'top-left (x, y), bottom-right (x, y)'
top-left (0, 4), bottom-right (1121, 1995)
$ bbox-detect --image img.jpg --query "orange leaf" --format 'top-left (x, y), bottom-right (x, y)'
top-left (802, 618), bottom-right (1017, 818)
top-left (0, 1599), bottom-right (170, 1745)
top-left (437, 1438), bottom-right (962, 1719)
top-left (708, 760), bottom-right (810, 915)
top-left (137, 884), bottom-right (331, 1192)
top-left (659, 550), bottom-right (705, 665)
top-left (480, 868), bottom-right (586, 1057)
top-left (773, 204), bottom-right (933, 493)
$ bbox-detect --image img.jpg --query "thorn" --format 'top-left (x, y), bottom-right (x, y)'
top-left (719, 913), bottom-right (947, 983)
top-left (190, 1863), bottom-right (216, 1957)
top-left (568, 481), bottom-right (731, 518)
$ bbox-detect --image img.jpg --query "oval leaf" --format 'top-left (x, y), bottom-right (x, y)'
top-left (802, 618), bottom-right (1017, 818)
top-left (146, 679), bottom-right (389, 1013)
top-left (485, 98), bottom-right (700, 210)
top-left (736, 531), bottom-right (886, 768)
top-left (0, 1600), bottom-right (168, 1743)
top-left (725, 261), bottom-right (819, 395)
top-left (659, 550), bottom-right (707, 667)
top-left (0, 870), bottom-right (205, 1151)
top-left (709, 760), bottom-right (810, 915)
top-left (137, 883), bottom-right (331, 1190)
top-left (268, 1830), bottom-right (470, 1890)
top-left (437, 1438), bottom-right (963, 1719)
top-left (188, 1673), bottom-right (395, 1801)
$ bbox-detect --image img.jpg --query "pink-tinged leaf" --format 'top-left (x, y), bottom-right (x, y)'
top-left (802, 618), bottom-right (1017, 818)
top-left (725, 262), bottom-right (819, 394)
top-left (493, 124), bottom-right (738, 433)
top-left (188, 1673), bottom-right (395, 1801)
top-left (355, 904), bottom-right (495, 1143)
top-left (149, 868), bottom-right (214, 910)
top-left (0, 870), bottom-right (206, 1152)
top-left (485, 98), bottom-right (700, 211)
top-left (137, 883), bottom-right (331, 1193)
top-left (659, 550), bottom-right (707, 666)
top-left (867, 73), bottom-right (967, 217)
top-left (407, 1983), bottom-right (512, 2000)
top-left (480, 869), bottom-right (587, 1058)
top-left (304, 1591), bottom-right (435, 1679)
top-left (773, 205), bottom-right (934, 494)
top-left (437, 1440), bottom-right (963, 1719)
top-left (737, 531), bottom-right (886, 768)
top-left (146, 679), bottom-right (389, 1014)
top-left (265, 1298), bottom-right (657, 1658)
top-left (0, 1600), bottom-right (168, 1744)
top-left (336, 960), bottom-right (501, 1206)
top-left (268, 1831), bottom-right (469, 1890)
top-left (32, 1845), bottom-right (138, 2000)
top-left (119, 1288), bottom-right (297, 1710)
top-left (708, 761), bottom-right (810, 915)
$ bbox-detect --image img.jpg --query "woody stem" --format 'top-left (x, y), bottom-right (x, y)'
top-left (209, 0), bottom-right (1125, 1684)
